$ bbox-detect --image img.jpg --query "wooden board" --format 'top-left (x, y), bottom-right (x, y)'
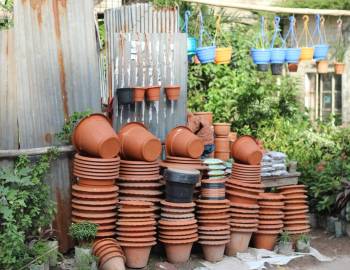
top-left (262, 172), bottom-right (300, 188)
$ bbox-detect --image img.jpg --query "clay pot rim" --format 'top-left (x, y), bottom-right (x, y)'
top-left (161, 213), bottom-right (195, 219)
top-left (226, 183), bottom-right (263, 193)
top-left (159, 219), bottom-right (197, 226)
top-left (118, 175), bottom-right (163, 181)
top-left (117, 231), bottom-right (157, 237)
top-left (199, 235), bottom-right (230, 240)
top-left (230, 213), bottom-right (259, 218)
top-left (283, 225), bottom-right (310, 230)
top-left (227, 179), bottom-right (263, 189)
top-left (255, 230), bottom-right (282, 235)
top-left (159, 237), bottom-right (198, 244)
top-left (118, 241), bottom-right (157, 247)
top-left (284, 199), bottom-right (307, 204)
top-left (159, 224), bottom-right (198, 231)
top-left (72, 198), bottom-right (118, 206)
top-left (72, 203), bottom-right (117, 211)
top-left (196, 199), bottom-right (230, 205)
top-left (198, 229), bottom-right (230, 235)
top-left (119, 213), bottom-right (157, 218)
top-left (118, 196), bottom-right (161, 202)
top-left (117, 236), bottom-right (156, 242)
top-left (232, 160), bottom-right (261, 168)
top-left (229, 202), bottom-right (259, 209)
top-left (197, 209), bottom-right (229, 214)
top-left (117, 220), bottom-right (156, 226)
top-left (159, 228), bottom-right (197, 236)
top-left (74, 160), bottom-right (120, 167)
top-left (120, 159), bottom-right (159, 165)
top-left (117, 226), bottom-right (157, 232)
top-left (226, 189), bottom-right (260, 199)
top-left (229, 222), bottom-right (258, 228)
top-left (118, 182), bottom-right (163, 188)
top-left (284, 219), bottom-right (309, 224)
top-left (284, 205), bottom-right (308, 211)
top-left (198, 225), bottom-right (230, 231)
top-left (283, 210), bottom-right (309, 215)
top-left (161, 200), bottom-right (195, 208)
top-left (74, 152), bottom-right (120, 163)
top-left (72, 192), bottom-right (118, 200)
top-left (162, 207), bottom-right (195, 213)
top-left (72, 184), bottom-right (118, 193)
top-left (93, 238), bottom-right (119, 250)
top-left (74, 166), bottom-right (120, 174)
top-left (119, 189), bottom-right (162, 196)
top-left (259, 193), bottom-right (285, 200)
top-left (159, 233), bottom-right (198, 240)
top-left (199, 239), bottom-right (230, 245)
top-left (74, 173), bottom-right (119, 180)
top-left (72, 217), bottom-right (116, 224)
top-left (259, 201), bottom-right (285, 206)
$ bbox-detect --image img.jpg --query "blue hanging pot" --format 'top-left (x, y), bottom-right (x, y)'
top-left (251, 48), bottom-right (271, 64)
top-left (313, 44), bottom-right (329, 60)
top-left (196, 46), bottom-right (216, 64)
top-left (187, 37), bottom-right (197, 55)
top-left (286, 48), bottom-right (301, 63)
top-left (270, 48), bottom-right (286, 64)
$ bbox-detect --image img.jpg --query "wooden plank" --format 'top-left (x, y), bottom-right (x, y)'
top-left (262, 172), bottom-right (300, 188)
top-left (0, 146), bottom-right (74, 158)
top-left (184, 0), bottom-right (350, 16)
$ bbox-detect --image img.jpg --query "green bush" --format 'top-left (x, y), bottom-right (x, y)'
top-left (69, 222), bottom-right (98, 248)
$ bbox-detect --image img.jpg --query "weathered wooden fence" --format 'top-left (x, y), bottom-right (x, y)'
top-left (111, 33), bottom-right (188, 140)
top-left (0, 0), bottom-right (101, 252)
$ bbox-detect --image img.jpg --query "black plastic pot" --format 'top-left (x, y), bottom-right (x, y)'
top-left (165, 168), bottom-right (200, 203)
top-left (116, 88), bottom-right (133, 105)
top-left (201, 183), bottom-right (225, 189)
top-left (201, 196), bottom-right (226, 200)
top-left (271, 63), bottom-right (283, 75)
top-left (257, 64), bottom-right (269, 72)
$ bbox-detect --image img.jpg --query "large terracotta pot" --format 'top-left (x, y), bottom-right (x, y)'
top-left (133, 87), bottom-right (146, 102)
top-left (165, 85), bottom-right (180, 101)
top-left (231, 136), bottom-right (262, 165)
top-left (122, 245), bottom-right (152, 268)
top-left (225, 232), bottom-right (252, 255)
top-left (119, 122), bottom-right (161, 162)
top-left (215, 138), bottom-right (230, 152)
top-left (213, 123), bottom-right (231, 137)
top-left (193, 112), bottom-right (213, 125)
top-left (146, 86), bottom-right (161, 101)
top-left (334, 62), bottom-right (345, 75)
top-left (166, 126), bottom-right (204, 159)
top-left (317, 60), bottom-right (328, 74)
top-left (72, 114), bottom-right (120, 158)
top-left (201, 242), bottom-right (227, 262)
top-left (253, 232), bottom-right (279, 250)
top-left (164, 242), bottom-right (194, 264)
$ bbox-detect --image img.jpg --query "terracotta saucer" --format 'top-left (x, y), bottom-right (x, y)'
top-left (226, 186), bottom-right (263, 197)
top-left (258, 219), bottom-right (284, 225)
top-left (118, 175), bottom-right (163, 181)
top-left (161, 213), bottom-right (195, 219)
top-left (284, 205), bottom-right (309, 211)
top-left (159, 223), bottom-right (198, 230)
top-left (232, 166), bottom-right (261, 171)
top-left (118, 189), bottom-right (162, 196)
top-left (283, 225), bottom-right (310, 231)
top-left (159, 237), bottom-right (198, 244)
top-left (159, 233), bottom-right (199, 240)
top-left (73, 159), bottom-right (120, 167)
top-left (201, 178), bottom-right (227, 185)
top-left (226, 189), bottom-right (260, 199)
top-left (231, 172), bottom-right (261, 178)
top-left (196, 199), bottom-right (230, 205)
top-left (119, 200), bottom-right (154, 207)
top-left (233, 163), bottom-right (261, 169)
top-left (119, 171), bottom-right (160, 176)
top-left (73, 168), bottom-right (119, 176)
top-left (93, 238), bottom-right (119, 251)
top-left (117, 231), bottom-right (157, 237)
top-left (198, 219), bottom-right (229, 225)
top-left (72, 210), bottom-right (116, 219)
top-left (284, 219), bottom-right (309, 225)
top-left (196, 204), bottom-right (230, 210)
top-left (229, 222), bottom-right (258, 228)
top-left (226, 179), bottom-right (263, 189)
top-left (198, 225), bottom-right (230, 231)
top-left (97, 224), bottom-right (117, 231)
top-left (229, 201), bottom-right (259, 208)
top-left (72, 191), bottom-right (118, 200)
top-left (162, 207), bottom-right (195, 214)
top-left (277, 184), bottom-right (305, 191)
top-left (259, 209), bottom-right (284, 215)
top-left (258, 224), bottom-right (284, 230)
top-left (118, 207), bottom-right (156, 214)
top-left (259, 214), bottom-right (284, 220)
top-left (230, 227), bottom-right (258, 233)
top-left (118, 212), bottom-right (157, 218)
top-left (121, 159), bottom-right (159, 165)
top-left (278, 190), bottom-right (307, 196)
top-left (117, 236), bottom-right (156, 243)
top-left (284, 228), bottom-right (310, 234)
top-left (77, 178), bottom-right (116, 186)
top-left (199, 235), bottom-right (230, 241)
top-left (118, 196), bottom-right (161, 202)
top-left (199, 229), bottom-right (230, 236)
top-left (120, 163), bottom-right (160, 169)
top-left (72, 217), bottom-right (116, 224)
top-left (118, 241), bottom-right (157, 247)
top-left (283, 209), bottom-right (309, 215)
top-left (229, 177), bottom-right (261, 183)
top-left (197, 214), bottom-right (230, 220)
top-left (72, 203), bottom-right (116, 211)
top-left (73, 172), bottom-right (119, 180)
top-left (160, 228), bottom-right (197, 236)
top-left (259, 193), bottom-right (285, 201)
top-left (75, 154), bottom-right (120, 163)
top-left (230, 175), bottom-right (261, 181)
top-left (229, 218), bottom-right (259, 224)
top-left (72, 184), bottom-right (118, 193)
top-left (197, 209), bottom-right (229, 215)
top-left (161, 200), bottom-right (195, 208)
top-left (117, 220), bottom-right (156, 226)
top-left (117, 226), bottom-right (157, 232)
top-left (230, 208), bottom-right (260, 214)
top-left (74, 165), bottom-right (120, 174)
top-left (118, 182), bottom-right (163, 188)
top-left (230, 213), bottom-right (259, 219)
top-left (259, 201), bottom-right (285, 207)
top-left (72, 198), bottom-right (118, 206)
top-left (119, 166), bottom-right (159, 171)
top-left (255, 229), bottom-right (282, 235)
top-left (119, 173), bottom-right (160, 179)
top-left (226, 193), bottom-right (259, 205)
top-left (159, 219), bottom-right (197, 226)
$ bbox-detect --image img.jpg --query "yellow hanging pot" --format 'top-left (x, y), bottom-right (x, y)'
top-left (299, 15), bottom-right (314, 61)
top-left (300, 47), bottom-right (314, 61)
top-left (215, 47), bottom-right (233, 64)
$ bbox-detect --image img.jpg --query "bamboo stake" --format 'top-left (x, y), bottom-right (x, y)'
top-left (184, 0), bottom-right (350, 16)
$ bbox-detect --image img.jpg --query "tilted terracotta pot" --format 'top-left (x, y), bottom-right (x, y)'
top-left (165, 85), bottom-right (181, 101)
top-left (215, 138), bottom-right (230, 152)
top-left (101, 256), bottom-right (125, 270)
top-left (119, 122), bottom-right (161, 162)
top-left (133, 87), bottom-right (146, 102)
top-left (213, 123), bottom-right (231, 137)
top-left (72, 113), bottom-right (120, 158)
top-left (231, 136), bottom-right (262, 165)
top-left (225, 232), bottom-right (252, 256)
top-left (334, 62), bottom-right (345, 75)
top-left (166, 126), bottom-right (204, 159)
top-left (146, 86), bottom-right (161, 101)
top-left (253, 232), bottom-right (279, 250)
top-left (192, 112), bottom-right (213, 125)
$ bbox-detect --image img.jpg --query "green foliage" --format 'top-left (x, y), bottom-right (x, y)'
top-left (298, 234), bottom-right (310, 244)
top-left (76, 252), bottom-right (96, 270)
top-left (333, 39), bottom-right (347, 62)
top-left (151, 0), bottom-right (181, 9)
top-left (56, 110), bottom-right (92, 144)
top-left (69, 222), bottom-right (98, 248)
top-left (0, 149), bottom-right (58, 269)
top-left (283, 0), bottom-right (350, 9)
top-left (30, 241), bottom-right (51, 265)
top-left (0, 0), bottom-right (13, 30)
top-left (279, 232), bottom-right (291, 243)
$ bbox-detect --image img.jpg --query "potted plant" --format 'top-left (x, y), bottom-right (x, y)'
top-left (333, 40), bottom-right (346, 75)
top-left (29, 240), bottom-right (52, 270)
top-left (270, 16), bottom-right (286, 75)
top-left (277, 232), bottom-right (294, 255)
top-left (165, 85), bottom-right (181, 101)
top-left (251, 16), bottom-right (271, 72)
top-left (284, 16), bottom-right (301, 72)
top-left (69, 221), bottom-right (98, 269)
top-left (39, 228), bottom-right (60, 268)
top-left (196, 12), bottom-right (216, 64)
top-left (214, 16), bottom-right (232, 65)
top-left (296, 234), bottom-right (311, 253)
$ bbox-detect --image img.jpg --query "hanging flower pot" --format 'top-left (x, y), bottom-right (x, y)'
top-left (271, 63), bottom-right (283, 75)
top-left (299, 15), bottom-right (314, 61)
top-left (187, 37), bottom-right (197, 56)
top-left (285, 48), bottom-right (301, 63)
top-left (333, 19), bottom-right (346, 75)
top-left (270, 16), bottom-right (286, 76)
top-left (214, 16), bottom-right (232, 65)
top-left (165, 85), bottom-right (180, 101)
top-left (300, 47), bottom-right (314, 60)
top-left (313, 16), bottom-right (329, 60)
top-left (215, 47), bottom-right (232, 64)
top-left (314, 44), bottom-right (329, 60)
top-left (116, 88), bottom-right (134, 105)
top-left (251, 16), bottom-right (271, 72)
top-left (316, 60), bottom-right (328, 74)
top-left (146, 86), bottom-right (160, 101)
top-left (196, 11), bottom-right (216, 64)
top-left (133, 87), bottom-right (146, 102)
top-left (288, 63), bottom-right (299, 72)
top-left (334, 62), bottom-right (345, 75)
top-left (284, 17), bottom-right (301, 64)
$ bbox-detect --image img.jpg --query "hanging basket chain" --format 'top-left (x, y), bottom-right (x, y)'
top-left (284, 16), bottom-right (299, 48)
top-left (336, 18), bottom-right (343, 44)
top-left (182, 10), bottom-right (191, 33)
top-left (270, 16), bottom-right (285, 49)
top-left (256, 16), bottom-right (268, 48)
top-left (299, 15), bottom-right (313, 47)
top-left (312, 14), bottom-right (327, 44)
top-left (198, 11), bottom-right (214, 48)
top-left (215, 14), bottom-right (222, 43)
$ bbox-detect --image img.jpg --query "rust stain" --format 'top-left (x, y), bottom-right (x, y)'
top-left (54, 187), bottom-right (73, 253)
top-left (28, 0), bottom-right (47, 28)
top-left (52, 0), bottom-right (61, 40)
top-left (44, 133), bottom-right (53, 144)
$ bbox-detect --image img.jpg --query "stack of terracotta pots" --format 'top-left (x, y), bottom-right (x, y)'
top-left (116, 201), bottom-right (157, 268)
top-left (158, 200), bottom-right (198, 264)
top-left (196, 197), bottom-right (230, 262)
top-left (278, 185), bottom-right (310, 239)
top-left (200, 178), bottom-right (226, 200)
top-left (253, 193), bottom-right (285, 250)
top-left (213, 123), bottom-right (231, 161)
top-left (93, 238), bottom-right (125, 270)
top-left (225, 179), bottom-right (263, 255)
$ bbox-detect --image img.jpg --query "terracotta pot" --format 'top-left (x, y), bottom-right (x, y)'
top-left (300, 47), bottom-right (314, 61)
top-left (231, 136), bottom-right (262, 165)
top-left (201, 242), bottom-right (226, 262)
top-left (166, 126), bottom-right (204, 159)
top-left (133, 87), bottom-right (146, 102)
top-left (119, 122), bottom-right (161, 162)
top-left (334, 62), bottom-right (345, 75)
top-left (100, 256), bottom-right (125, 270)
top-left (253, 232), bottom-right (278, 250)
top-left (72, 114), bottom-right (120, 158)
top-left (317, 60), bottom-right (328, 74)
top-left (78, 178), bottom-right (115, 186)
top-left (165, 85), bottom-right (181, 101)
top-left (215, 138), bottom-right (230, 152)
top-left (146, 86), bottom-right (161, 101)
top-left (122, 245), bottom-right (152, 268)
top-left (215, 47), bottom-right (233, 64)
top-left (164, 242), bottom-right (193, 264)
top-left (192, 112), bottom-right (213, 125)
top-left (288, 63), bottom-right (298, 72)
top-left (225, 232), bottom-right (252, 256)
top-left (213, 123), bottom-right (231, 137)
top-left (214, 151), bottom-right (230, 161)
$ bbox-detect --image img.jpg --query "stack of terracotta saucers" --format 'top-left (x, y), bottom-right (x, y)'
top-left (200, 178), bottom-right (226, 200)
top-left (158, 200), bottom-right (198, 264)
top-left (253, 193), bottom-right (285, 250)
top-left (117, 160), bottom-right (163, 203)
top-left (278, 185), bottom-right (310, 238)
top-left (226, 178), bottom-right (263, 206)
top-left (116, 201), bottom-right (157, 269)
top-left (230, 163), bottom-right (261, 182)
top-left (196, 199), bottom-right (230, 262)
top-left (93, 238), bottom-right (125, 270)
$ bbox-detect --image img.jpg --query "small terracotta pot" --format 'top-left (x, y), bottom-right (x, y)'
top-left (72, 114), bottom-right (120, 158)
top-left (192, 112), bottom-right (213, 125)
top-left (213, 123), bottom-right (231, 137)
top-left (133, 87), bottom-right (146, 102)
top-left (201, 242), bottom-right (226, 262)
top-left (166, 126), bottom-right (204, 159)
top-left (253, 232), bottom-right (278, 250)
top-left (334, 62), bottom-right (345, 75)
top-left (225, 232), bottom-right (252, 256)
top-left (119, 122), bottom-right (161, 162)
top-left (164, 242), bottom-right (193, 264)
top-left (122, 245), bottom-right (152, 268)
top-left (288, 63), bottom-right (298, 72)
top-left (215, 138), bottom-right (230, 152)
top-left (165, 85), bottom-right (181, 101)
top-left (317, 60), bottom-right (328, 74)
top-left (231, 136), bottom-right (262, 165)
top-left (146, 86), bottom-right (161, 101)
top-left (214, 151), bottom-right (230, 161)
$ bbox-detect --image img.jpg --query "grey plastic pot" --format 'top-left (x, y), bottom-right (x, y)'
top-left (75, 247), bottom-right (95, 269)
top-left (47, 240), bottom-right (58, 267)
top-left (116, 88), bottom-right (134, 105)
top-left (296, 240), bottom-right (310, 253)
top-left (278, 242), bottom-right (294, 255)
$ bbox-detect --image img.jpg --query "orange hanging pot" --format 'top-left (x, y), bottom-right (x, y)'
top-left (215, 47), bottom-right (232, 64)
top-left (165, 85), bottom-right (181, 101)
top-left (146, 86), bottom-right (161, 101)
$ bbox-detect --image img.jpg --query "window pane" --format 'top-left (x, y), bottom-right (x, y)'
top-left (321, 73), bottom-right (332, 90)
top-left (335, 91), bottom-right (342, 110)
top-left (322, 93), bottom-right (332, 109)
top-left (335, 75), bottom-right (342, 90)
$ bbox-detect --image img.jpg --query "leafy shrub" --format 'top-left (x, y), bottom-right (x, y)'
top-left (69, 222), bottom-right (98, 248)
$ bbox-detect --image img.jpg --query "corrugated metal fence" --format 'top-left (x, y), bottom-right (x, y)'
top-left (0, 0), bottom-right (101, 252)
